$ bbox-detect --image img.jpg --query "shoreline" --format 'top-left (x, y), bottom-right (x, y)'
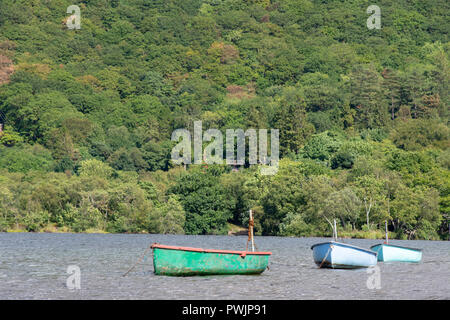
top-left (1, 229), bottom-right (446, 241)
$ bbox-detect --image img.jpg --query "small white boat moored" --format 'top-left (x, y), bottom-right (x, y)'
top-left (370, 243), bottom-right (422, 262)
top-left (370, 221), bottom-right (423, 262)
top-left (311, 219), bottom-right (377, 269)
top-left (311, 241), bottom-right (378, 269)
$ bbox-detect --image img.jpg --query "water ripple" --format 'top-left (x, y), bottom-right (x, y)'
top-left (0, 233), bottom-right (449, 299)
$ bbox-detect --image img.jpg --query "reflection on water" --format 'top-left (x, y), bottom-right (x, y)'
top-left (0, 233), bottom-right (449, 299)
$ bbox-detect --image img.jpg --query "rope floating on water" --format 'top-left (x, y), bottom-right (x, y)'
top-left (122, 244), bottom-right (153, 277)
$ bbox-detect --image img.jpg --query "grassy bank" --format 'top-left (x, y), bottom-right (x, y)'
top-left (338, 229), bottom-right (389, 240)
top-left (5, 224), bottom-right (109, 234)
top-left (1, 223), bottom-right (444, 241)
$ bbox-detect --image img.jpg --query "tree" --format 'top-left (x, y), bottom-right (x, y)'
top-left (169, 167), bottom-right (235, 235)
top-left (349, 64), bottom-right (388, 129)
top-left (273, 87), bottom-right (314, 156)
top-left (260, 160), bottom-right (306, 235)
top-left (302, 131), bottom-right (342, 162)
top-left (391, 184), bottom-right (442, 239)
top-left (404, 67), bottom-right (427, 119)
top-left (391, 118), bottom-right (450, 151)
top-left (108, 147), bottom-right (148, 172)
top-left (0, 125), bottom-right (22, 146)
top-left (323, 187), bottom-right (362, 231)
top-left (0, 144), bottom-right (54, 173)
top-left (382, 68), bottom-right (401, 120)
top-left (78, 159), bottom-right (114, 179)
top-left (331, 150), bottom-right (355, 169)
top-left (149, 195), bottom-right (186, 234)
top-left (353, 175), bottom-right (386, 230)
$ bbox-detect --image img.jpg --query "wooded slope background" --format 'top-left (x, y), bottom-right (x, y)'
top-left (0, 0), bottom-right (448, 239)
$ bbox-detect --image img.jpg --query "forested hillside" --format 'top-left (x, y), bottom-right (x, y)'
top-left (0, 0), bottom-right (448, 239)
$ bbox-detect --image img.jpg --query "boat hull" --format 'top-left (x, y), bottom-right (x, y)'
top-left (311, 241), bottom-right (378, 269)
top-left (151, 244), bottom-right (271, 276)
top-left (370, 244), bottom-right (422, 262)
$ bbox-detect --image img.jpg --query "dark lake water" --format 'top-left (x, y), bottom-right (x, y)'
top-left (0, 233), bottom-right (449, 299)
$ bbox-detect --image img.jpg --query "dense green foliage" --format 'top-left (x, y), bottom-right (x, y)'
top-left (0, 0), bottom-right (448, 239)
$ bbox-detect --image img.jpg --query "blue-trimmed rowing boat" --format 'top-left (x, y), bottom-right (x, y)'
top-left (311, 241), bottom-right (378, 269)
top-left (370, 243), bottom-right (422, 262)
top-left (370, 221), bottom-right (423, 262)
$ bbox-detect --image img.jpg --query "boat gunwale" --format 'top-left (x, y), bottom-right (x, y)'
top-left (311, 241), bottom-right (378, 256)
top-left (370, 243), bottom-right (422, 252)
top-left (151, 243), bottom-right (272, 255)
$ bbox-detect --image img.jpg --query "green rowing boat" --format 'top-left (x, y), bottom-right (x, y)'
top-left (150, 210), bottom-right (271, 276)
top-left (151, 244), bottom-right (272, 276)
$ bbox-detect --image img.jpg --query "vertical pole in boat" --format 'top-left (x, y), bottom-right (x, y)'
top-left (385, 220), bottom-right (389, 244)
top-left (249, 209), bottom-right (255, 252)
top-left (333, 219), bottom-right (337, 241)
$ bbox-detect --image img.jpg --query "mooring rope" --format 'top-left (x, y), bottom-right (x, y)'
top-left (319, 245), bottom-right (333, 268)
top-left (122, 244), bottom-right (153, 277)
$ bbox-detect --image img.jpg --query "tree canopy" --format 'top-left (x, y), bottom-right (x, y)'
top-left (0, 0), bottom-right (448, 239)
